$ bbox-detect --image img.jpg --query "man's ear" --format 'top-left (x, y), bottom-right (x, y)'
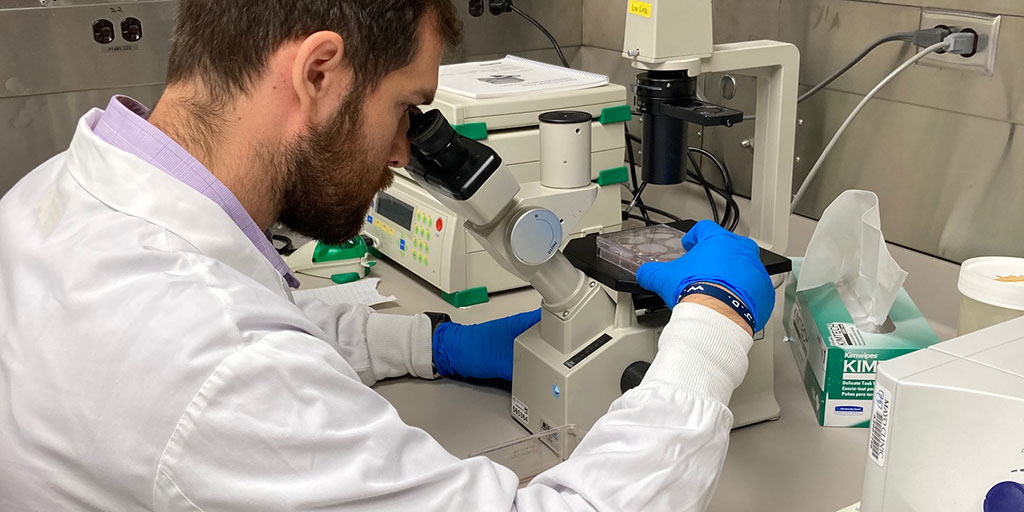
top-left (292, 31), bottom-right (349, 123)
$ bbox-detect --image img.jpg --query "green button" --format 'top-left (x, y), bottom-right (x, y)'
top-left (424, 257), bottom-right (429, 266)
top-left (425, 245), bottom-right (429, 254)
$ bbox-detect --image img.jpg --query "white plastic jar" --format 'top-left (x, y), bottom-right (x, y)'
top-left (957, 257), bottom-right (1024, 335)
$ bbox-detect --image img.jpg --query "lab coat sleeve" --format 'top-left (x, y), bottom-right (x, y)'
top-left (152, 330), bottom-right (524, 511)
top-left (153, 303), bottom-right (750, 511)
top-left (294, 297), bottom-right (435, 385)
top-left (516, 302), bottom-right (753, 511)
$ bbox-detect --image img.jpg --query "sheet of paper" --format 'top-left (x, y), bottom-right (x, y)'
top-left (292, 278), bottom-right (396, 307)
top-left (438, 55), bottom-right (609, 99)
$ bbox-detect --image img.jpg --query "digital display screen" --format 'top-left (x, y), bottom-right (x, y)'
top-left (376, 192), bottom-right (414, 231)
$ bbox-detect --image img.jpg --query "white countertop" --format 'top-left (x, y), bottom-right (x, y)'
top-left (300, 258), bottom-right (870, 512)
top-left (295, 197), bottom-right (965, 511)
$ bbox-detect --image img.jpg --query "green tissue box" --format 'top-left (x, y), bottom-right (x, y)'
top-left (784, 259), bottom-right (940, 427)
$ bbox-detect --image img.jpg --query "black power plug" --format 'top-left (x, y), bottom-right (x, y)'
top-left (489, 0), bottom-right (513, 15)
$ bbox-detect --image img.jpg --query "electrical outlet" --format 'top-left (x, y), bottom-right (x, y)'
top-left (919, 10), bottom-right (1001, 76)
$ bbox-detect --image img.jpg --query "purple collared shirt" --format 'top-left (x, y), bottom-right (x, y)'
top-left (93, 95), bottom-right (301, 288)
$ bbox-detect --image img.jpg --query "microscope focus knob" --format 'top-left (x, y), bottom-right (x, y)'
top-left (620, 361), bottom-right (651, 394)
top-left (509, 208), bottom-right (562, 265)
top-left (986, 481), bottom-right (1024, 512)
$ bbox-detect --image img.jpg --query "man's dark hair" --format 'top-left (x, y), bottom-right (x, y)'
top-left (166, 0), bottom-right (462, 100)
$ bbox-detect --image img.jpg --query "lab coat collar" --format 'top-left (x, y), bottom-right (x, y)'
top-left (65, 109), bottom-right (290, 297)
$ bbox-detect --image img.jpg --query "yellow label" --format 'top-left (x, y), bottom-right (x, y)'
top-left (628, 0), bottom-right (652, 18)
top-left (996, 274), bottom-right (1024, 283)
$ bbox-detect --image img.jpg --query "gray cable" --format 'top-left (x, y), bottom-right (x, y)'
top-left (743, 32), bottom-right (915, 121)
top-left (792, 40), bottom-right (951, 209)
top-left (798, 32), bottom-right (915, 104)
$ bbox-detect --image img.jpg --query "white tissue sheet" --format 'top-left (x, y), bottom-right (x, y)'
top-left (797, 190), bottom-right (908, 328)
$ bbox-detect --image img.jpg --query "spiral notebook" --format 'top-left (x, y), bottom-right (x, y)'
top-left (438, 55), bottom-right (609, 100)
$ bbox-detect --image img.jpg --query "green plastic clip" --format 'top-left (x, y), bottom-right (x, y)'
top-left (329, 261), bottom-right (375, 284)
top-left (453, 122), bottom-right (488, 140)
top-left (598, 105), bottom-right (632, 125)
top-left (595, 166), bottom-right (629, 186)
top-left (441, 286), bottom-right (490, 308)
top-left (313, 236), bottom-right (367, 263)
top-left (330, 272), bottom-right (361, 284)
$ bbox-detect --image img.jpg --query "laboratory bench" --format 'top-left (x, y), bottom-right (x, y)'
top-left (298, 258), bottom-right (871, 512)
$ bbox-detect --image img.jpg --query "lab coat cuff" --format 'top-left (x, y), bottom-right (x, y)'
top-left (640, 303), bottom-right (753, 405)
top-left (364, 313), bottom-right (436, 381)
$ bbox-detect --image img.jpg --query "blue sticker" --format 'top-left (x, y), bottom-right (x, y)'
top-left (835, 405), bottom-right (864, 416)
top-left (552, 384), bottom-right (560, 398)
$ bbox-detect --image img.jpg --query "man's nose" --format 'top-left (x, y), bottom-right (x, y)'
top-left (389, 136), bottom-right (411, 168)
top-left (389, 112), bottom-right (412, 168)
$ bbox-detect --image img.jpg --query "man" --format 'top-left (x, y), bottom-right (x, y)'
top-left (0, 0), bottom-right (775, 510)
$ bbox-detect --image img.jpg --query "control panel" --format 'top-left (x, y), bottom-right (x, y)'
top-left (364, 188), bottom-right (450, 285)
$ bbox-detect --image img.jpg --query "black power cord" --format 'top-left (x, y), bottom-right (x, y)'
top-left (623, 124), bottom-right (652, 223)
top-left (687, 149), bottom-right (740, 231)
top-left (620, 201), bottom-right (684, 224)
top-left (622, 123), bottom-right (740, 231)
top-left (485, 0), bottom-right (570, 68)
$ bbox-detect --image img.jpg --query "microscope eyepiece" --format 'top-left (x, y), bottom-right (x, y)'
top-left (406, 109), bottom-right (502, 201)
top-left (408, 109), bottom-right (454, 156)
top-left (408, 109), bottom-right (472, 174)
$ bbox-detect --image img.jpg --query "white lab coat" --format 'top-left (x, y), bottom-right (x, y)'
top-left (0, 110), bottom-right (754, 511)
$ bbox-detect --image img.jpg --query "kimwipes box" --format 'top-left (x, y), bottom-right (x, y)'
top-left (784, 260), bottom-right (941, 427)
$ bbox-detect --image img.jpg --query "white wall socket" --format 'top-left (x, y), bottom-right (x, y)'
top-left (919, 10), bottom-right (1001, 76)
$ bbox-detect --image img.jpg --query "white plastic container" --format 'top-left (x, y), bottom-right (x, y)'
top-left (957, 257), bottom-right (1024, 335)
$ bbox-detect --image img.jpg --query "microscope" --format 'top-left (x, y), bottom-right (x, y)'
top-left (407, 112), bottom-right (790, 436)
top-left (407, 0), bottom-right (799, 435)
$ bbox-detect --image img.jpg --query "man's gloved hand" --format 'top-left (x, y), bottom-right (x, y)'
top-left (432, 309), bottom-right (541, 381)
top-left (636, 220), bottom-right (775, 331)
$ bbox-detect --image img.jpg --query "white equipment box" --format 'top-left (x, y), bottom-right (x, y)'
top-left (860, 315), bottom-right (1024, 511)
top-left (362, 85), bottom-right (631, 306)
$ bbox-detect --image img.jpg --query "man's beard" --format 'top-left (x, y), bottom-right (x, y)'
top-left (273, 96), bottom-right (395, 245)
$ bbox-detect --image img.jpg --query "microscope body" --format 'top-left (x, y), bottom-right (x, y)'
top-left (621, 0), bottom-right (801, 429)
top-left (408, 108), bottom-right (663, 434)
top-left (408, 0), bottom-right (799, 432)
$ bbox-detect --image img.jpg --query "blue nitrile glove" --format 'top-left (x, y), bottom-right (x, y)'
top-left (635, 220), bottom-right (775, 331)
top-left (432, 309), bottom-right (542, 381)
